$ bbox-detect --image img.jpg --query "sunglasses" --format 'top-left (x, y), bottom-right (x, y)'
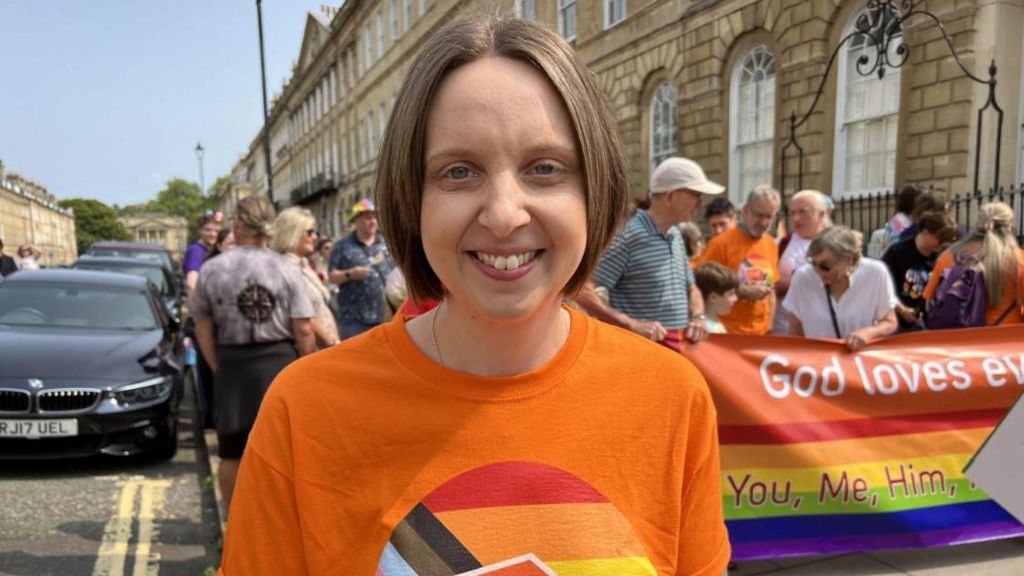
top-left (306, 228), bottom-right (318, 237)
top-left (807, 257), bottom-right (835, 273)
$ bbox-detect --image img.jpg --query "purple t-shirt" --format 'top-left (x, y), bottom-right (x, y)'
top-left (183, 241), bottom-right (210, 275)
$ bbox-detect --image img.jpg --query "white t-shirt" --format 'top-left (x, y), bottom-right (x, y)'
top-left (772, 234), bottom-right (812, 334)
top-left (782, 258), bottom-right (899, 339)
top-left (16, 257), bottom-right (39, 271)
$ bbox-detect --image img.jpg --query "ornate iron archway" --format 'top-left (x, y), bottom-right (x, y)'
top-left (780, 0), bottom-right (1004, 200)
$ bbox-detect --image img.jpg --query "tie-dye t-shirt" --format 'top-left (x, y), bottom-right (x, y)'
top-left (190, 246), bottom-right (314, 345)
top-left (220, 308), bottom-right (730, 576)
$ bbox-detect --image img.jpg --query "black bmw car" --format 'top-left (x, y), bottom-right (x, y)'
top-left (0, 270), bottom-right (185, 459)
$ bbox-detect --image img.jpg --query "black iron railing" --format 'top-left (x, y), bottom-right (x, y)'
top-left (831, 183), bottom-right (1024, 246)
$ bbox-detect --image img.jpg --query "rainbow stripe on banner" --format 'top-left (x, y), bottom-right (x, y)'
top-left (685, 325), bottom-right (1024, 560)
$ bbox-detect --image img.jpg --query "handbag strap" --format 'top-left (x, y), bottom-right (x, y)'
top-left (825, 284), bottom-right (842, 339)
top-left (994, 302), bottom-right (1017, 326)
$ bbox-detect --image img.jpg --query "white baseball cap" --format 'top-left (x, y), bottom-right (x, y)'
top-left (650, 157), bottom-right (725, 196)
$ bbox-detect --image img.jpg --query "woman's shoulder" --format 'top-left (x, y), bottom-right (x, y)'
top-left (860, 257), bottom-right (889, 272)
top-left (265, 327), bottom-right (396, 404)
top-left (582, 317), bottom-right (708, 392)
top-left (859, 257), bottom-right (894, 282)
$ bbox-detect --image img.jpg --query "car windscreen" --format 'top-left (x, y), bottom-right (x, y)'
top-left (0, 284), bottom-right (157, 330)
top-left (73, 263), bottom-right (167, 292)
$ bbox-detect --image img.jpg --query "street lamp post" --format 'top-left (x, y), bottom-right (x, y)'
top-left (195, 141), bottom-right (206, 196)
top-left (255, 0), bottom-right (274, 201)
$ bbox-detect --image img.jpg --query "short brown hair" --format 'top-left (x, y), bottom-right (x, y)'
top-left (896, 184), bottom-right (923, 214)
top-left (910, 189), bottom-right (948, 222)
top-left (916, 210), bottom-right (958, 244)
top-left (809, 225), bottom-right (863, 262)
top-left (376, 13), bottom-right (630, 302)
top-left (694, 262), bottom-right (739, 298)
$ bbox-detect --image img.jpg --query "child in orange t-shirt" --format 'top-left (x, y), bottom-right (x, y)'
top-left (220, 14), bottom-right (729, 576)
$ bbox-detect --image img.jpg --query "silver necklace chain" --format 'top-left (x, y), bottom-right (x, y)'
top-left (431, 300), bottom-right (447, 368)
top-left (430, 300), bottom-right (570, 369)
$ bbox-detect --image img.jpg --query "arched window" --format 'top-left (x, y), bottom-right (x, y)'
top-left (834, 6), bottom-right (903, 196)
top-left (730, 45), bottom-right (776, 202)
top-left (649, 82), bottom-right (678, 174)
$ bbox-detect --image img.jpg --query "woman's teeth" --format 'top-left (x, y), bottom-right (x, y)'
top-left (475, 251), bottom-right (537, 271)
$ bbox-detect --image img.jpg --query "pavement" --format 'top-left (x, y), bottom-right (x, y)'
top-left (205, 431), bottom-right (226, 537)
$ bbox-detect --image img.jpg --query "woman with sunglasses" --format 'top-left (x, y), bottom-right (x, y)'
top-left (783, 225), bottom-right (899, 350)
top-left (220, 14), bottom-right (730, 575)
top-left (271, 207), bottom-right (340, 348)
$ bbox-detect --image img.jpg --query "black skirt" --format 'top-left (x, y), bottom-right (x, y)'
top-left (214, 341), bottom-right (297, 437)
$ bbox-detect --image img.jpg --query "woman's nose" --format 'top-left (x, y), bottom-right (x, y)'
top-left (478, 173), bottom-right (531, 238)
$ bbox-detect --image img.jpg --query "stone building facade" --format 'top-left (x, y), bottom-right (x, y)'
top-left (213, 159), bottom-right (258, 220)
top-left (231, 0), bottom-right (1024, 228)
top-left (118, 213), bottom-right (189, 261)
top-left (0, 161), bottom-right (78, 267)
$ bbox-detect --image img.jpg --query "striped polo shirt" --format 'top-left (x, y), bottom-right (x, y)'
top-left (593, 209), bottom-right (693, 330)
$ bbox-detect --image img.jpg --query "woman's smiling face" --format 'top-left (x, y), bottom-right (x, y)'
top-left (419, 56), bottom-right (587, 322)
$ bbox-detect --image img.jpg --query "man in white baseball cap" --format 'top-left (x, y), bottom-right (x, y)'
top-left (649, 156), bottom-right (726, 197)
top-left (578, 157), bottom-right (724, 350)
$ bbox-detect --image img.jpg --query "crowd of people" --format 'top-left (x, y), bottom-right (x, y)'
top-left (579, 168), bottom-right (1023, 355)
top-left (183, 196), bottom-right (399, 511)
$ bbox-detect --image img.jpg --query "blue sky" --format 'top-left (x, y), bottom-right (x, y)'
top-left (0, 0), bottom-right (329, 207)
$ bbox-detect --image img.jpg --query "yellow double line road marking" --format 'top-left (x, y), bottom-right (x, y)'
top-left (92, 478), bottom-right (171, 576)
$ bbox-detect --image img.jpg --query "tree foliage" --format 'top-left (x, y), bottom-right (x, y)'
top-left (58, 198), bottom-right (133, 255)
top-left (146, 178), bottom-right (215, 241)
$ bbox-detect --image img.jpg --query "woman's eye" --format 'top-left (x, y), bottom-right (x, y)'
top-left (533, 163), bottom-right (560, 176)
top-left (445, 166), bottom-right (472, 180)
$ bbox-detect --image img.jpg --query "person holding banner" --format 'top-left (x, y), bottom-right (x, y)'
top-left (219, 14), bottom-right (731, 576)
top-left (783, 226), bottom-right (899, 350)
top-left (699, 185), bottom-right (781, 335)
top-left (923, 202), bottom-right (1024, 326)
top-left (772, 189), bottom-right (831, 334)
top-left (882, 210), bottom-right (958, 331)
top-left (579, 156), bottom-right (722, 350)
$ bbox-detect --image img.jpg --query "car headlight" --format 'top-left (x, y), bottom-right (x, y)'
top-left (109, 376), bottom-right (173, 406)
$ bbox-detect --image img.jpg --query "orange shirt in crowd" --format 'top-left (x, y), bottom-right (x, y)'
top-left (923, 249), bottom-right (1024, 325)
top-left (220, 307), bottom-right (730, 576)
top-left (700, 226), bottom-right (779, 335)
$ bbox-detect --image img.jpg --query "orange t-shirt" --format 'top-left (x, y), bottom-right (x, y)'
top-left (699, 226), bottom-right (779, 335)
top-left (923, 249), bottom-right (1024, 325)
top-left (220, 308), bottom-right (730, 576)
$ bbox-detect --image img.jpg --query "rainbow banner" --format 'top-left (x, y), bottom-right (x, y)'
top-left (684, 325), bottom-right (1024, 560)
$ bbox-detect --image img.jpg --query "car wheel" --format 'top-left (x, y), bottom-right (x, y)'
top-left (150, 418), bottom-right (178, 461)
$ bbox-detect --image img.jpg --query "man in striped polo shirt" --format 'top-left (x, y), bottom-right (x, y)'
top-left (579, 157), bottom-right (725, 352)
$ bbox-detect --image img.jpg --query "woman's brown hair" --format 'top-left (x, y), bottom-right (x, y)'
top-left (376, 12), bottom-right (630, 302)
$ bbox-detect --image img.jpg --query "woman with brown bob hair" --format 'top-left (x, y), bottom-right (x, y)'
top-left (220, 13), bottom-right (729, 576)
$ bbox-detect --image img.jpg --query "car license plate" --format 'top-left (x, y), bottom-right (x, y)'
top-left (0, 419), bottom-right (78, 438)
